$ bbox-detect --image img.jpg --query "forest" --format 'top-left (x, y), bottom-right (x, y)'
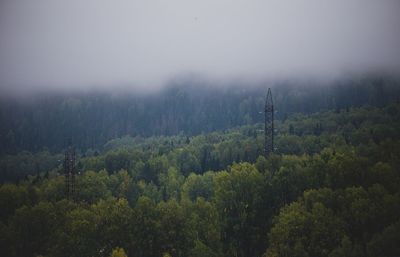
top-left (1, 0), bottom-right (400, 256)
top-left (1, 76), bottom-right (399, 155)
top-left (1, 79), bottom-right (400, 257)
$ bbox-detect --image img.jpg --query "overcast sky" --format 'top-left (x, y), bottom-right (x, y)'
top-left (0, 0), bottom-right (399, 92)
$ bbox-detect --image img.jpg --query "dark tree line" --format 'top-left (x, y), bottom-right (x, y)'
top-left (1, 76), bottom-right (399, 154)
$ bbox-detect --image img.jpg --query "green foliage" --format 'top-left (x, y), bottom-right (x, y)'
top-left (182, 172), bottom-right (214, 201)
top-left (0, 184), bottom-right (33, 220)
top-left (266, 185), bottom-right (400, 257)
top-left (214, 162), bottom-right (266, 257)
top-left (104, 150), bottom-right (132, 174)
top-left (367, 220), bottom-right (400, 257)
top-left (266, 202), bottom-right (344, 257)
top-left (78, 170), bottom-right (111, 203)
top-left (110, 247), bottom-right (128, 257)
top-left (1, 103), bottom-right (400, 257)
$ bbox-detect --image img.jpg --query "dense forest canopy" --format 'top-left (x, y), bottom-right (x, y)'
top-left (1, 76), bottom-right (399, 154)
top-left (1, 0), bottom-right (400, 256)
top-left (1, 83), bottom-right (400, 256)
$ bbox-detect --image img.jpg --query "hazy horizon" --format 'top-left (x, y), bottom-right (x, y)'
top-left (1, 0), bottom-right (400, 93)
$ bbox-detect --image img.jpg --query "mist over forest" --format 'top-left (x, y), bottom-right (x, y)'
top-left (1, 1), bottom-right (400, 257)
top-left (1, 75), bottom-right (399, 154)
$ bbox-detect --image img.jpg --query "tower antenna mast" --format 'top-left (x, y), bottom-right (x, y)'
top-left (64, 140), bottom-right (76, 200)
top-left (265, 88), bottom-right (274, 157)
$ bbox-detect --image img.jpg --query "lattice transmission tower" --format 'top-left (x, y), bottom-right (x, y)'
top-left (264, 88), bottom-right (274, 157)
top-left (64, 143), bottom-right (76, 200)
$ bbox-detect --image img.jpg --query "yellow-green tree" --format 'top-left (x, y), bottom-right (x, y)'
top-left (110, 247), bottom-right (127, 257)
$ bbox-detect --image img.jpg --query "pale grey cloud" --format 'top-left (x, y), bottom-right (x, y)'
top-left (0, 0), bottom-right (399, 91)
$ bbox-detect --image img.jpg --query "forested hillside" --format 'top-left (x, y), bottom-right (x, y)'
top-left (1, 76), bottom-right (398, 154)
top-left (1, 1), bottom-right (399, 256)
top-left (1, 103), bottom-right (399, 257)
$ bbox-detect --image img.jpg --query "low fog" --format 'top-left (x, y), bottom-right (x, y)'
top-left (0, 0), bottom-right (399, 93)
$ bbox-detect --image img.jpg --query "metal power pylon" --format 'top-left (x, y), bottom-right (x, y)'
top-left (265, 88), bottom-right (274, 157)
top-left (64, 143), bottom-right (76, 200)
